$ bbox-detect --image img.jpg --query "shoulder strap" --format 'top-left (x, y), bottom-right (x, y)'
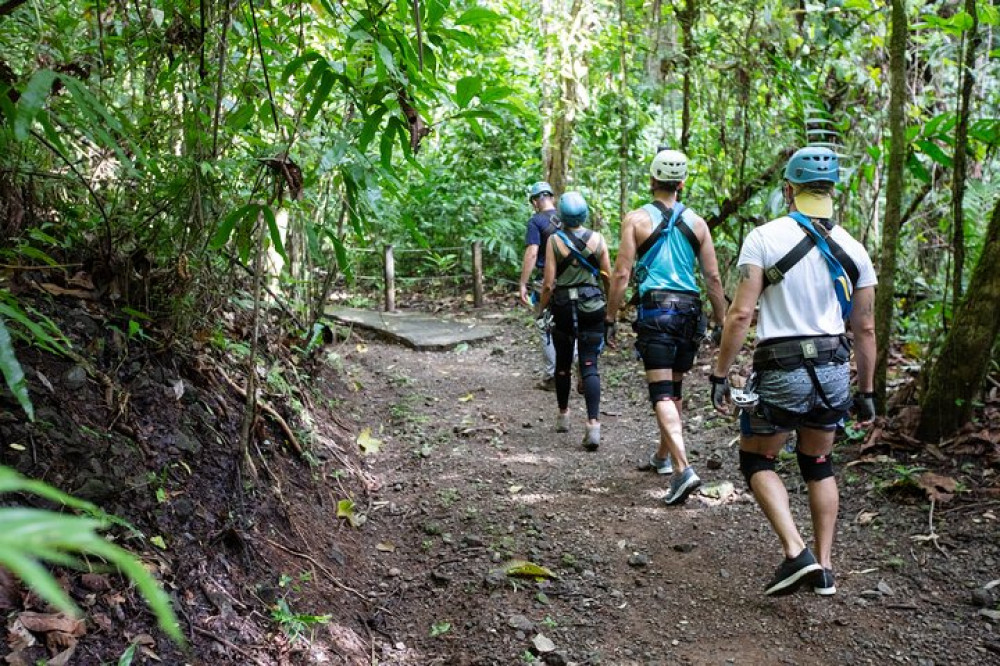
top-left (554, 229), bottom-right (600, 277)
top-left (542, 211), bottom-right (562, 236)
top-left (650, 201), bottom-right (700, 255)
top-left (787, 212), bottom-right (856, 318)
top-left (636, 202), bottom-right (688, 262)
top-left (763, 215), bottom-right (860, 289)
top-left (762, 234), bottom-right (816, 287)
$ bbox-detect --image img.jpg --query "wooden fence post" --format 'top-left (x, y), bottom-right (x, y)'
top-left (384, 244), bottom-right (395, 312)
top-left (472, 241), bottom-right (484, 308)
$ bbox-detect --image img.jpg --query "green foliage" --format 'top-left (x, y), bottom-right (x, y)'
top-left (0, 467), bottom-right (183, 644)
top-left (0, 316), bottom-right (32, 421)
top-left (270, 597), bottom-right (331, 643)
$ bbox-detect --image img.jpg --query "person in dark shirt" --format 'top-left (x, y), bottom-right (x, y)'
top-left (519, 181), bottom-right (560, 390)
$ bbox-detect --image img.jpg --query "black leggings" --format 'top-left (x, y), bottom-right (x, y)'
top-left (551, 303), bottom-right (605, 420)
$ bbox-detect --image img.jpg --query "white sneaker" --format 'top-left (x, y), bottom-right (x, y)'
top-left (555, 413), bottom-right (569, 433)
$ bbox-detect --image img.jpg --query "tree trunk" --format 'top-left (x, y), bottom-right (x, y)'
top-left (545, 0), bottom-right (586, 196)
top-left (874, 0), bottom-right (907, 411)
top-left (949, 0), bottom-right (979, 315)
top-left (918, 195), bottom-right (1000, 441)
top-left (617, 0), bottom-right (628, 220)
top-left (677, 0), bottom-right (697, 152)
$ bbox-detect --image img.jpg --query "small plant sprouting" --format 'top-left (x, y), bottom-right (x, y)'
top-left (271, 598), bottom-right (331, 643)
top-left (429, 620), bottom-right (452, 637)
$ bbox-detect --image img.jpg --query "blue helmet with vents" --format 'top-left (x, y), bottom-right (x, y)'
top-left (784, 147), bottom-right (840, 184)
top-left (558, 191), bottom-right (588, 227)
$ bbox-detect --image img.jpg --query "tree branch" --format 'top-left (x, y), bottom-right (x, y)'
top-left (0, 0), bottom-right (28, 18)
top-left (706, 148), bottom-right (794, 230)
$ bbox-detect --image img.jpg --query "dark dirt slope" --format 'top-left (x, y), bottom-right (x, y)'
top-left (1, 295), bottom-right (998, 666)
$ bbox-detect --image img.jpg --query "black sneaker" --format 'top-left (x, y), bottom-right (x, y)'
top-left (764, 548), bottom-right (823, 596)
top-left (813, 568), bottom-right (836, 596)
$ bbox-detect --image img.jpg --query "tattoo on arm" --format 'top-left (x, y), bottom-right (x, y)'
top-left (738, 265), bottom-right (751, 282)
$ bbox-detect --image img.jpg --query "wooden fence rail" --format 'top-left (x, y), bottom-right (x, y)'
top-left (345, 242), bottom-right (484, 312)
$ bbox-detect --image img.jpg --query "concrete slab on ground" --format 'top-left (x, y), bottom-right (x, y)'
top-left (324, 307), bottom-right (499, 351)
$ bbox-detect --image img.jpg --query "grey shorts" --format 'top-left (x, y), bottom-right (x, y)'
top-left (740, 363), bottom-right (851, 436)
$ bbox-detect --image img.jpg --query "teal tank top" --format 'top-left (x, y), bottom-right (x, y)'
top-left (637, 203), bottom-right (699, 297)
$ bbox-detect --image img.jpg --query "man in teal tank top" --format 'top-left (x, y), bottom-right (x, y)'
top-left (605, 149), bottom-right (727, 505)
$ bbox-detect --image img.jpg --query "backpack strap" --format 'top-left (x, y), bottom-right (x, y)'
top-left (763, 215), bottom-right (860, 289)
top-left (649, 201), bottom-right (700, 256)
top-left (554, 229), bottom-right (600, 277)
top-left (786, 212), bottom-right (857, 319)
top-left (635, 202), bottom-right (687, 262)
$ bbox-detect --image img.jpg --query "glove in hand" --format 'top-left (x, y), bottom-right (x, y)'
top-left (604, 321), bottom-right (617, 346)
top-left (853, 392), bottom-right (876, 422)
top-left (535, 310), bottom-right (553, 333)
top-left (709, 374), bottom-right (729, 411)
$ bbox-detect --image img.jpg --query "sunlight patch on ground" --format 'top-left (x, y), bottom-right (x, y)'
top-left (502, 452), bottom-right (560, 465)
top-left (508, 492), bottom-right (556, 505)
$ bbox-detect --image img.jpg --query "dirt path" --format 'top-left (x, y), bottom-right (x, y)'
top-left (342, 312), bottom-right (999, 666)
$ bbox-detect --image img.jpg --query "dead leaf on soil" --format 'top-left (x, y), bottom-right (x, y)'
top-left (458, 393), bottom-right (474, 402)
top-left (376, 542), bottom-right (396, 553)
top-left (502, 560), bottom-right (558, 580)
top-left (35, 282), bottom-right (94, 300)
top-left (844, 454), bottom-right (893, 468)
top-left (7, 617), bottom-right (36, 651)
top-left (17, 612), bottom-right (85, 637)
top-left (508, 485), bottom-right (523, 494)
top-left (355, 344), bottom-right (368, 353)
top-left (36, 370), bottom-right (55, 393)
top-left (80, 573), bottom-right (111, 592)
top-left (856, 510), bottom-right (879, 525)
top-left (917, 472), bottom-right (958, 503)
top-left (357, 428), bottom-right (381, 455)
top-left (47, 646), bottom-right (76, 666)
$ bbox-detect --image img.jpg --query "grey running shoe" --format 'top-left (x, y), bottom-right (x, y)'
top-left (536, 376), bottom-right (556, 391)
top-left (555, 413), bottom-right (569, 433)
top-left (663, 466), bottom-right (701, 506)
top-left (649, 454), bottom-right (674, 475)
top-left (582, 425), bottom-right (600, 451)
top-left (764, 547), bottom-right (823, 596)
top-left (813, 568), bottom-right (837, 596)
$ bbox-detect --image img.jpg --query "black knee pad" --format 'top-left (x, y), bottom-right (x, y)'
top-left (672, 380), bottom-right (683, 401)
top-left (648, 380), bottom-right (674, 405)
top-left (797, 451), bottom-right (835, 482)
top-left (739, 450), bottom-right (776, 487)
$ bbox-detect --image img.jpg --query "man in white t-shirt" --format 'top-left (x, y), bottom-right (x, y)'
top-left (710, 147), bottom-right (877, 597)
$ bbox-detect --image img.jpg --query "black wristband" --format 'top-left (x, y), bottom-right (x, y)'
top-left (709, 374), bottom-right (727, 385)
top-left (857, 391), bottom-right (875, 398)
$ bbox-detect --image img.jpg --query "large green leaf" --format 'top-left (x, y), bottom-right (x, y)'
top-left (0, 317), bottom-right (32, 421)
top-left (13, 69), bottom-right (57, 141)
top-left (454, 7), bottom-right (503, 26)
top-left (455, 75), bottom-right (481, 109)
top-left (0, 468), bottom-right (183, 644)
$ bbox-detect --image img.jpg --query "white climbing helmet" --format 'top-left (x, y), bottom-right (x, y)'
top-left (650, 149), bottom-right (688, 181)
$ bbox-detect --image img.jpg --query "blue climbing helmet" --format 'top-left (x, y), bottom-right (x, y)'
top-left (558, 191), bottom-right (588, 227)
top-left (528, 181), bottom-right (554, 200)
top-left (784, 147), bottom-right (840, 184)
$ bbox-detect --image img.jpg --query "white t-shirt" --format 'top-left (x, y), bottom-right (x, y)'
top-left (738, 215), bottom-right (877, 341)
